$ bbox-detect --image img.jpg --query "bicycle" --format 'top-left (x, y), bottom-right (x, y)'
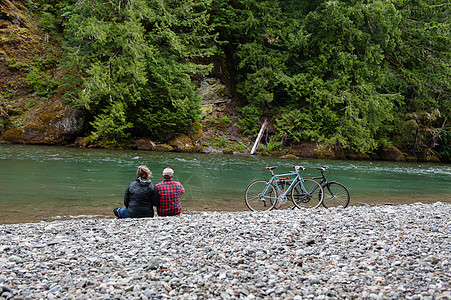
top-left (244, 166), bottom-right (324, 211)
top-left (303, 167), bottom-right (350, 208)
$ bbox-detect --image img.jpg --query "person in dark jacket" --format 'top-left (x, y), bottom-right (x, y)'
top-left (113, 165), bottom-right (159, 218)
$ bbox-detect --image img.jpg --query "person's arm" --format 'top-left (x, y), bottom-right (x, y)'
top-left (124, 185), bottom-right (131, 208)
top-left (178, 183), bottom-right (185, 195)
top-left (152, 184), bottom-right (160, 208)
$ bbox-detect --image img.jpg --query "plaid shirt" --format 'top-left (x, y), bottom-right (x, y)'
top-left (156, 178), bottom-right (185, 216)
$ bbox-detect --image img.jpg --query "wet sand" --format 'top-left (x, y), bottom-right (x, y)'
top-left (1, 196), bottom-right (450, 225)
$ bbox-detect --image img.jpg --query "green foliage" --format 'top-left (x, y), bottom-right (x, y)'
top-left (233, 142), bottom-right (246, 152)
top-left (266, 136), bottom-right (281, 153)
top-left (39, 11), bottom-right (57, 34)
top-left (236, 105), bottom-right (263, 136)
top-left (225, 0), bottom-right (448, 155)
top-left (17, 0), bottom-right (448, 158)
top-left (204, 116), bottom-right (219, 124)
top-left (5, 58), bottom-right (29, 71)
top-left (89, 102), bottom-right (133, 145)
top-left (61, 0), bottom-right (217, 142)
top-left (209, 135), bottom-right (229, 148)
top-left (25, 66), bottom-right (58, 97)
top-left (385, 0), bottom-right (450, 150)
top-left (221, 116), bottom-right (232, 123)
top-left (437, 129), bottom-right (450, 160)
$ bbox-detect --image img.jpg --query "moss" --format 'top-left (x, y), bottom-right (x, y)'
top-left (74, 136), bottom-right (90, 148)
top-left (405, 155), bottom-right (418, 162)
top-left (169, 134), bottom-right (192, 149)
top-left (5, 58), bottom-right (29, 71)
top-left (188, 121), bottom-right (203, 141)
top-left (1, 127), bottom-right (23, 142)
top-left (180, 145), bottom-right (203, 153)
top-left (377, 145), bottom-right (406, 162)
top-left (259, 151), bottom-right (271, 156)
top-left (153, 144), bottom-right (173, 152)
top-left (280, 154), bottom-right (299, 159)
top-left (346, 153), bottom-right (372, 161)
top-left (223, 148), bottom-right (234, 154)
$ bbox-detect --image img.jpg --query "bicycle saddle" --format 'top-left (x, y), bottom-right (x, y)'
top-left (265, 166), bottom-right (278, 171)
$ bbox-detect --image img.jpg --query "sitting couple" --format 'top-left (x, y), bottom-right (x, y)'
top-left (113, 165), bottom-right (185, 218)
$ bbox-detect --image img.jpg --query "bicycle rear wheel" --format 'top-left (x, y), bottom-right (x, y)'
top-left (245, 180), bottom-right (277, 211)
top-left (321, 182), bottom-right (350, 208)
top-left (291, 178), bottom-right (324, 209)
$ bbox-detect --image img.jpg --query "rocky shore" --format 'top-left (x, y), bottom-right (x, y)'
top-left (1, 202), bottom-right (450, 299)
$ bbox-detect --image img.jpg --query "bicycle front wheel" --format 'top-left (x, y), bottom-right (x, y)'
top-left (245, 180), bottom-right (277, 212)
top-left (321, 182), bottom-right (350, 208)
top-left (291, 178), bottom-right (324, 209)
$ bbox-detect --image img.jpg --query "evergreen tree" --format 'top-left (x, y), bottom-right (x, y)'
top-left (61, 0), bottom-right (216, 144)
top-left (387, 0), bottom-right (450, 156)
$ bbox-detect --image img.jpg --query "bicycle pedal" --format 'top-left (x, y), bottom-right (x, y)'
top-left (277, 204), bottom-right (283, 209)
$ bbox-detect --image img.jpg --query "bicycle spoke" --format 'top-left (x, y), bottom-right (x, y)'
top-left (291, 178), bottom-right (324, 209)
top-left (245, 180), bottom-right (277, 211)
top-left (321, 182), bottom-right (350, 208)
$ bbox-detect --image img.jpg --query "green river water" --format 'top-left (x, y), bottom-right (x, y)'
top-left (0, 144), bottom-right (449, 223)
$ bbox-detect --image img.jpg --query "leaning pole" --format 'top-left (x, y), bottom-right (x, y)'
top-left (250, 119), bottom-right (268, 155)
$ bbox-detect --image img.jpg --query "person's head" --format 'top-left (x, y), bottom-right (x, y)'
top-left (162, 167), bottom-right (174, 179)
top-left (136, 165), bottom-right (151, 179)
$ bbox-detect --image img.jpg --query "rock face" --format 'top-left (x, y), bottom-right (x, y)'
top-left (377, 145), bottom-right (406, 162)
top-left (197, 78), bottom-right (232, 115)
top-left (168, 134), bottom-right (203, 153)
top-left (1, 102), bottom-right (88, 145)
top-left (135, 139), bottom-right (155, 151)
top-left (289, 141), bottom-right (339, 159)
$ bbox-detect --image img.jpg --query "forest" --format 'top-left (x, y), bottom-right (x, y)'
top-left (0, 0), bottom-right (449, 161)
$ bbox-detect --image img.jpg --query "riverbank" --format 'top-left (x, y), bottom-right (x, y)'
top-left (2, 196), bottom-right (451, 225)
top-left (1, 202), bottom-right (450, 299)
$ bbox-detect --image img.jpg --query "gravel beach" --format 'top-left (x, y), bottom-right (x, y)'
top-left (1, 202), bottom-right (450, 299)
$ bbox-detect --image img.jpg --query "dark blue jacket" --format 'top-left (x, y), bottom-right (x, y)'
top-left (124, 177), bottom-right (159, 217)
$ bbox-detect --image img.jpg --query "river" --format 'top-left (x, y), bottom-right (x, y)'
top-left (0, 144), bottom-right (449, 224)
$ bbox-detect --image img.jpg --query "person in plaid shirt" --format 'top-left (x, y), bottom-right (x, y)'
top-left (156, 167), bottom-right (185, 216)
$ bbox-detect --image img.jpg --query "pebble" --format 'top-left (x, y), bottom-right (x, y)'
top-left (0, 202), bottom-right (450, 299)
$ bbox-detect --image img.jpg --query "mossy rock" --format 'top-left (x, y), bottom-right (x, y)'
top-left (74, 136), bottom-right (90, 148)
top-left (269, 150), bottom-right (284, 156)
top-left (1, 127), bottom-right (23, 143)
top-left (188, 121), bottom-right (204, 142)
top-left (197, 78), bottom-right (231, 105)
top-left (346, 152), bottom-right (372, 161)
top-left (1, 101), bottom-right (87, 145)
top-left (153, 144), bottom-right (173, 152)
top-left (178, 145), bottom-right (203, 153)
top-left (259, 151), bottom-right (271, 156)
top-left (289, 141), bottom-right (337, 159)
top-left (416, 149), bottom-right (442, 163)
top-left (169, 134), bottom-right (193, 151)
top-left (377, 146), bottom-right (406, 162)
top-left (405, 155), bottom-right (418, 162)
top-left (222, 148), bottom-right (234, 154)
top-left (280, 154), bottom-right (299, 159)
top-left (136, 138), bottom-right (155, 151)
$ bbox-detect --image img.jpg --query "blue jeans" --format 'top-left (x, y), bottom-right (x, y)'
top-left (113, 207), bottom-right (132, 218)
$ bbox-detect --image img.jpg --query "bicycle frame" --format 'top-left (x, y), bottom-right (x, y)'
top-left (261, 168), bottom-right (307, 204)
top-left (245, 165), bottom-right (326, 211)
top-left (311, 167), bottom-right (339, 196)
